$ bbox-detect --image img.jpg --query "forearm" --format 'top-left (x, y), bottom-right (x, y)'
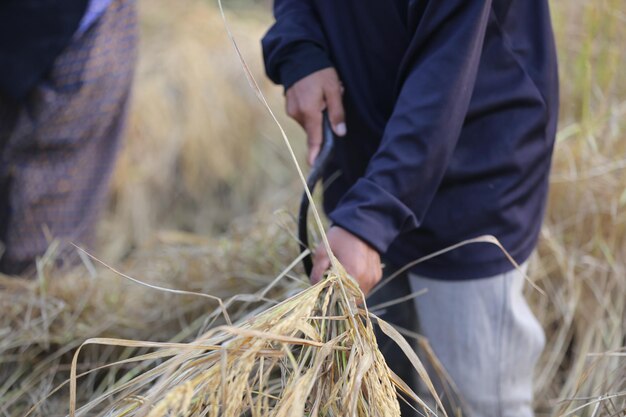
top-left (262, 0), bottom-right (333, 89)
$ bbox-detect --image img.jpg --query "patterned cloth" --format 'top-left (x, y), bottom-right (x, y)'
top-left (0, 0), bottom-right (137, 275)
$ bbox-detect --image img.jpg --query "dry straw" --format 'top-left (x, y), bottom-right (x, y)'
top-left (1, 220), bottom-right (303, 415)
top-left (64, 263), bottom-right (445, 417)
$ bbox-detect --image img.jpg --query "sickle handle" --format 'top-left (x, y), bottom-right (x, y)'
top-left (298, 110), bottom-right (335, 276)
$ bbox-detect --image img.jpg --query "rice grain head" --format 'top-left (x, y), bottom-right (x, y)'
top-left (70, 263), bottom-right (443, 417)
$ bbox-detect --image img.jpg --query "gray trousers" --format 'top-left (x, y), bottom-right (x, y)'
top-left (369, 264), bottom-right (545, 417)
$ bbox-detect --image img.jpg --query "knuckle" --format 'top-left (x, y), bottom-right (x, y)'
top-left (286, 103), bottom-right (300, 118)
top-left (301, 103), bottom-right (319, 116)
top-left (327, 102), bottom-right (344, 119)
top-left (330, 109), bottom-right (345, 122)
top-left (328, 83), bottom-right (342, 95)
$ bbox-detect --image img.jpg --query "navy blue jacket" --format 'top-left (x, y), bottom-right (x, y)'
top-left (263, 0), bottom-right (559, 280)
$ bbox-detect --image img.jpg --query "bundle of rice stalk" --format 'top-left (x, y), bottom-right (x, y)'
top-left (66, 262), bottom-right (443, 417)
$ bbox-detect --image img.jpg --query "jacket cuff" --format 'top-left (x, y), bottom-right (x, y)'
top-left (328, 178), bottom-right (417, 255)
top-left (278, 42), bottom-right (333, 91)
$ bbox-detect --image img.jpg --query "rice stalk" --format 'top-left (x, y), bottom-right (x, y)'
top-left (67, 264), bottom-right (443, 417)
top-left (0, 218), bottom-right (302, 416)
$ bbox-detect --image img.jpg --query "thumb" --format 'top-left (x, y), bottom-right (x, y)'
top-left (310, 245), bottom-right (331, 284)
top-left (324, 84), bottom-right (347, 137)
top-left (304, 112), bottom-right (323, 166)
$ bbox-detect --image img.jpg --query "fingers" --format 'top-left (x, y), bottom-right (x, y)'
top-left (309, 228), bottom-right (383, 296)
top-left (345, 258), bottom-right (377, 296)
top-left (284, 68), bottom-right (346, 166)
top-left (310, 245), bottom-right (331, 284)
top-left (285, 87), bottom-right (325, 166)
top-left (309, 227), bottom-right (384, 296)
top-left (323, 82), bottom-right (347, 137)
top-left (361, 260), bottom-right (383, 296)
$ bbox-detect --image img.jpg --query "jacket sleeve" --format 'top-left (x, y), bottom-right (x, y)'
top-left (328, 0), bottom-right (493, 254)
top-left (262, 0), bottom-right (333, 90)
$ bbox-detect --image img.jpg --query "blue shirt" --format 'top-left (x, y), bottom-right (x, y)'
top-left (262, 0), bottom-right (559, 280)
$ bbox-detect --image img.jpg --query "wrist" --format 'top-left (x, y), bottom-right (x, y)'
top-left (278, 43), bottom-right (334, 91)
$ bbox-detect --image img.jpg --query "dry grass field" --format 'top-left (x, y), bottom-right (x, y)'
top-left (0, 0), bottom-right (624, 416)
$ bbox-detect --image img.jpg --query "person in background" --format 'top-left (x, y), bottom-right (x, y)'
top-left (263, 1), bottom-right (558, 416)
top-left (0, 0), bottom-right (137, 275)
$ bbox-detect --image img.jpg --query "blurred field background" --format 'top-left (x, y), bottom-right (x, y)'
top-left (1, 0), bottom-right (624, 415)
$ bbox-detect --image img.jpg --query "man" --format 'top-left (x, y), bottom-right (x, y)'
top-left (0, 0), bottom-right (136, 275)
top-left (263, 1), bottom-right (558, 416)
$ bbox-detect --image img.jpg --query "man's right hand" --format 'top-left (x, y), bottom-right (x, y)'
top-left (285, 67), bottom-right (347, 165)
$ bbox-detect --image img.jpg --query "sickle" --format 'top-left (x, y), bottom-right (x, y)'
top-left (298, 110), bottom-right (336, 276)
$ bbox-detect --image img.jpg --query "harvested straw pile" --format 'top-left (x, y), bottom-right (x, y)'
top-left (68, 265), bottom-right (441, 417)
top-left (0, 219), bottom-right (303, 416)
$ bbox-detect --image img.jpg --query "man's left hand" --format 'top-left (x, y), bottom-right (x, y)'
top-left (311, 226), bottom-right (383, 296)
